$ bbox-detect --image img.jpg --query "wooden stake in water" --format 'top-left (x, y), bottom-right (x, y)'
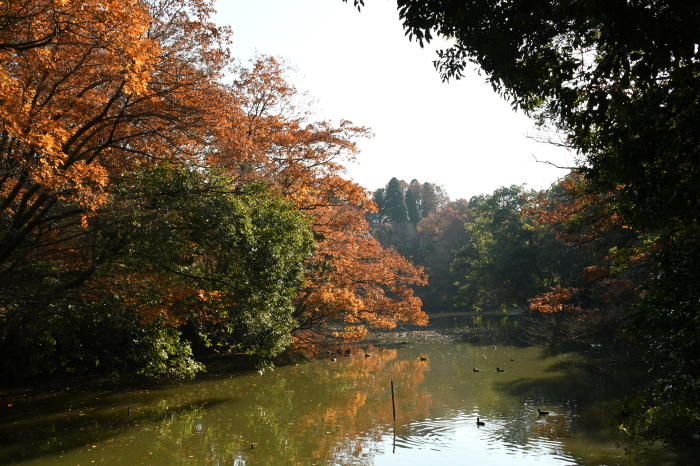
top-left (391, 381), bottom-right (397, 453)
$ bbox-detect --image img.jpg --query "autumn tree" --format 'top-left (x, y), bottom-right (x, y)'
top-left (0, 0), bottom-right (233, 291)
top-left (0, 164), bottom-right (314, 378)
top-left (206, 56), bottom-right (428, 343)
top-left (346, 0), bottom-right (700, 444)
top-left (0, 1), bottom-right (430, 379)
top-left (414, 199), bottom-right (470, 310)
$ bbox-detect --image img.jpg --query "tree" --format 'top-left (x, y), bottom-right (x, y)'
top-left (383, 177), bottom-right (409, 223)
top-left (405, 188), bottom-right (420, 225)
top-left (345, 0), bottom-right (699, 227)
top-left (612, 231), bottom-right (700, 445)
top-left (0, 2), bottom-right (431, 379)
top-left (0, 165), bottom-right (314, 377)
top-left (451, 186), bottom-right (574, 311)
top-left (0, 0), bottom-right (231, 289)
top-left (207, 57), bottom-right (428, 344)
top-left (414, 199), bottom-right (471, 310)
top-left (345, 0), bottom-right (700, 444)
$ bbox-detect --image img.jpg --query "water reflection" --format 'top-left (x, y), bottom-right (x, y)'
top-left (0, 335), bottom-right (683, 466)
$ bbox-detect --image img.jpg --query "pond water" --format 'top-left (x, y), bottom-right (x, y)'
top-left (0, 318), bottom-right (684, 465)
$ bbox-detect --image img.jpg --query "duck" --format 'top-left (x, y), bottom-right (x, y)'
top-left (496, 367), bottom-right (505, 372)
top-left (476, 417), bottom-right (485, 426)
top-left (538, 408), bottom-right (550, 415)
top-left (472, 368), bottom-right (480, 372)
top-left (419, 356), bottom-right (428, 361)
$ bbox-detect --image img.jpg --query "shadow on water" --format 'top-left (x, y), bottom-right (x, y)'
top-left (0, 316), bottom-right (682, 466)
top-left (0, 392), bottom-right (233, 465)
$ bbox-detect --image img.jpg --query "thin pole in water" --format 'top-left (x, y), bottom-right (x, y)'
top-left (391, 381), bottom-right (397, 454)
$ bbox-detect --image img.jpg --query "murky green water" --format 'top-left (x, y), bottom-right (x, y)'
top-left (0, 326), bottom-right (684, 465)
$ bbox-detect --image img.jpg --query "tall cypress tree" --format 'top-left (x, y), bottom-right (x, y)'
top-left (384, 177), bottom-right (408, 223)
top-left (405, 188), bottom-right (420, 225)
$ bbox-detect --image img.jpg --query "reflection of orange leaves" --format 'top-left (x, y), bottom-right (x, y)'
top-left (285, 344), bottom-right (436, 461)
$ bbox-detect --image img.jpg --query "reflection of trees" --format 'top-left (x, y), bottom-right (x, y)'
top-left (0, 345), bottom-right (431, 465)
top-left (230, 345), bottom-right (432, 465)
top-left (0, 341), bottom-right (643, 465)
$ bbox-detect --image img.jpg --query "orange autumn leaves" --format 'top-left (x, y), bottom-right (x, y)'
top-left (1, 2), bottom-right (427, 345)
top-left (526, 175), bottom-right (644, 320)
top-left (209, 56), bottom-right (428, 340)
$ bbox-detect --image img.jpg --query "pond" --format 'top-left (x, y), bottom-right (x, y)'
top-left (0, 318), bottom-right (684, 465)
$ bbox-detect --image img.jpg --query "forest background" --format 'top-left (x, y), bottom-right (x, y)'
top-left (2, 0), bottom-right (699, 448)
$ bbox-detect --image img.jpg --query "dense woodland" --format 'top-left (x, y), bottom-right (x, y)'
top-left (2, 0), bottom-right (699, 450)
top-left (0, 0), bottom-right (427, 380)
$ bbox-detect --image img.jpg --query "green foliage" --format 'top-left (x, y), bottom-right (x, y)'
top-left (383, 177), bottom-right (409, 223)
top-left (405, 188), bottom-right (420, 225)
top-left (344, 0), bottom-right (700, 444)
top-left (369, 177), bottom-right (471, 310)
top-left (451, 186), bottom-right (574, 311)
top-left (0, 165), bottom-right (314, 379)
top-left (614, 231), bottom-right (700, 446)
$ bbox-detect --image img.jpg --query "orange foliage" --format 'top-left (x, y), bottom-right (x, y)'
top-left (1, 4), bottom-right (427, 346)
top-left (582, 265), bottom-right (607, 284)
top-left (526, 174), bottom-right (630, 244)
top-left (0, 0), bottom-right (231, 266)
top-left (528, 286), bottom-right (583, 314)
top-left (209, 56), bottom-right (428, 340)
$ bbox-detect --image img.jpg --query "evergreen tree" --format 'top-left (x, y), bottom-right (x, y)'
top-left (384, 177), bottom-right (409, 223)
top-left (405, 188), bottom-right (420, 225)
top-left (420, 182), bottom-right (438, 218)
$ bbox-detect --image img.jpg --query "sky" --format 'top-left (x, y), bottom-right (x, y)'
top-left (215, 0), bottom-right (574, 201)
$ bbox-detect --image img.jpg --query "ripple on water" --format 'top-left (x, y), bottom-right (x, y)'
top-left (387, 413), bottom-right (579, 466)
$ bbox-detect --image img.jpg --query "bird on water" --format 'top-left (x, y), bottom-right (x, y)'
top-left (538, 409), bottom-right (550, 415)
top-left (476, 418), bottom-right (485, 426)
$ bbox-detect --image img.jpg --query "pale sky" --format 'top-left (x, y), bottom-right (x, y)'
top-left (215, 0), bottom-right (573, 201)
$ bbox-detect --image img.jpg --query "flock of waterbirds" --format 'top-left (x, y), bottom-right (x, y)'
top-left (323, 341), bottom-right (553, 428)
top-left (470, 346), bottom-right (552, 426)
top-left (471, 346), bottom-right (514, 373)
